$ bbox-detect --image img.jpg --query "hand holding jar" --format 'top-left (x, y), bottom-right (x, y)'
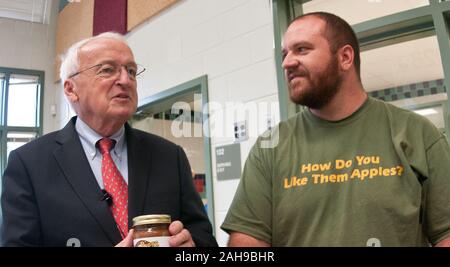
top-left (115, 215), bottom-right (195, 247)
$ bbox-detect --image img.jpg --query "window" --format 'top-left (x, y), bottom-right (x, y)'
top-left (361, 36), bottom-right (443, 92)
top-left (0, 68), bottom-right (44, 175)
top-left (273, 0), bottom-right (450, 138)
top-left (361, 35), bottom-right (447, 134)
top-left (7, 74), bottom-right (40, 127)
top-left (6, 132), bottom-right (38, 160)
top-left (302, 0), bottom-right (429, 25)
top-left (0, 73), bottom-right (4, 123)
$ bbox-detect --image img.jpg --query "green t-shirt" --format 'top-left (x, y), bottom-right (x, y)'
top-left (221, 97), bottom-right (450, 246)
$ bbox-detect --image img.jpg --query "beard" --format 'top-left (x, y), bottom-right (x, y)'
top-left (287, 55), bottom-right (342, 109)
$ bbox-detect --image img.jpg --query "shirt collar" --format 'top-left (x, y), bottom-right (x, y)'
top-left (75, 117), bottom-right (126, 160)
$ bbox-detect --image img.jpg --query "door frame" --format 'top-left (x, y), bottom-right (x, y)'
top-left (134, 75), bottom-right (215, 230)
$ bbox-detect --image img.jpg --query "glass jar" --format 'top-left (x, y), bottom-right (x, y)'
top-left (132, 214), bottom-right (171, 247)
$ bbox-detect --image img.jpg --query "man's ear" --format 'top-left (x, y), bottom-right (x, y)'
top-left (338, 44), bottom-right (354, 72)
top-left (64, 79), bottom-right (78, 102)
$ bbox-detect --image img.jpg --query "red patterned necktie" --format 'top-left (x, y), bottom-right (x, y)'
top-left (97, 138), bottom-right (128, 238)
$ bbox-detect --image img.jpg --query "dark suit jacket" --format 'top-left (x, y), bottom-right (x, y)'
top-left (1, 117), bottom-right (217, 247)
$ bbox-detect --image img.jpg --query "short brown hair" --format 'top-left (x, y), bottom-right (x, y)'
top-left (290, 12), bottom-right (361, 78)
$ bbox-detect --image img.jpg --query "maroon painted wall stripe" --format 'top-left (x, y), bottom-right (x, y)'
top-left (93, 0), bottom-right (127, 36)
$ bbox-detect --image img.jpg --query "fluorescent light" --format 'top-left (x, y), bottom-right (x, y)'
top-left (414, 108), bottom-right (438, 116)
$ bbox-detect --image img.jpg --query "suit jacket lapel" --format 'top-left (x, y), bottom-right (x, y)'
top-left (126, 124), bottom-right (151, 226)
top-left (53, 117), bottom-right (122, 244)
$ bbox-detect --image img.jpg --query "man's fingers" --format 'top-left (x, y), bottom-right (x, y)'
top-left (169, 229), bottom-right (193, 247)
top-left (115, 229), bottom-right (134, 247)
top-left (169, 220), bottom-right (184, 235)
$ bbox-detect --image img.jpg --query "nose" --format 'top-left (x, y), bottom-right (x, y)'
top-left (116, 66), bottom-right (134, 85)
top-left (282, 52), bottom-right (299, 70)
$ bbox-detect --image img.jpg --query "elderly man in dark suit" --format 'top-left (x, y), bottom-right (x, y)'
top-left (1, 32), bottom-right (217, 247)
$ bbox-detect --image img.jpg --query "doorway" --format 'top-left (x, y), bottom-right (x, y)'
top-left (129, 75), bottom-right (215, 229)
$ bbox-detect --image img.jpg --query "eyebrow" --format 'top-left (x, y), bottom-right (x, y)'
top-left (282, 41), bottom-right (313, 55)
top-left (290, 41), bottom-right (313, 49)
top-left (96, 59), bottom-right (137, 67)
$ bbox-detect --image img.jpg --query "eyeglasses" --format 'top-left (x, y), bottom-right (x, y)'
top-left (68, 62), bottom-right (146, 80)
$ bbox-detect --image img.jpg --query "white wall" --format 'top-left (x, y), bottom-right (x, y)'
top-left (0, 0), bottom-right (59, 134)
top-left (53, 0), bottom-right (280, 246)
top-left (125, 0), bottom-right (280, 246)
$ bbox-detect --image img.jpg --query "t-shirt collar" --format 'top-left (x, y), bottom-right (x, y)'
top-left (304, 96), bottom-right (373, 127)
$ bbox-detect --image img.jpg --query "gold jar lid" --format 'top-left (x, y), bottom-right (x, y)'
top-left (132, 214), bottom-right (171, 227)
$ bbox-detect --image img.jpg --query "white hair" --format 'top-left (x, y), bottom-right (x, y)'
top-left (59, 32), bottom-right (128, 83)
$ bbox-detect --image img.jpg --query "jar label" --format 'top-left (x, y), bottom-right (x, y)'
top-left (133, 236), bottom-right (170, 247)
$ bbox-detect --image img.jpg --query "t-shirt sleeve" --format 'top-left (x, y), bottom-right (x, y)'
top-left (424, 136), bottom-right (450, 245)
top-left (221, 140), bottom-right (272, 244)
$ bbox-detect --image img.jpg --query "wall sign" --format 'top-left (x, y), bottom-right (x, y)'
top-left (215, 143), bottom-right (242, 180)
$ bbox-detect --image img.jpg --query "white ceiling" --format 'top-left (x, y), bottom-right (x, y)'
top-left (0, 0), bottom-right (50, 24)
top-left (303, 0), bottom-right (429, 26)
top-left (361, 36), bottom-right (444, 92)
